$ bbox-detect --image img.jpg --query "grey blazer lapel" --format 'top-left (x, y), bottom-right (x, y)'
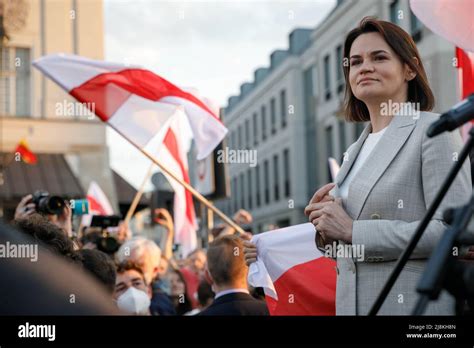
top-left (338, 115), bottom-right (417, 220)
top-left (335, 123), bottom-right (371, 187)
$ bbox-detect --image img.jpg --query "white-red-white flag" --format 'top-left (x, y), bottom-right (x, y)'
top-left (156, 111), bottom-right (198, 257)
top-left (86, 181), bottom-right (114, 216)
top-left (81, 181), bottom-right (115, 227)
top-left (32, 54), bottom-right (228, 160)
top-left (248, 223), bottom-right (336, 315)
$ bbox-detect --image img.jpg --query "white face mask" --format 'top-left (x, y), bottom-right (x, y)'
top-left (116, 287), bottom-right (151, 315)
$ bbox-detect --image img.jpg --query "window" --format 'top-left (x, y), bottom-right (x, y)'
top-left (240, 173), bottom-right (245, 209)
top-left (245, 119), bottom-right (250, 149)
top-left (231, 131), bottom-right (236, 149)
top-left (232, 177), bottom-right (238, 212)
top-left (252, 112), bottom-right (258, 146)
top-left (256, 165), bottom-right (261, 207)
top-left (261, 105), bottom-right (267, 141)
top-left (390, 0), bottom-right (399, 24)
top-left (410, 10), bottom-right (423, 42)
top-left (326, 125), bottom-right (334, 159)
top-left (247, 170), bottom-right (253, 210)
top-left (312, 66), bottom-right (319, 97)
top-left (270, 98), bottom-right (276, 135)
top-left (339, 120), bottom-right (346, 155)
top-left (280, 90), bottom-right (287, 128)
top-left (336, 45), bottom-right (344, 94)
top-left (273, 154), bottom-right (280, 201)
top-left (238, 125), bottom-right (242, 149)
top-left (283, 149), bottom-right (290, 197)
top-left (354, 122), bottom-right (365, 138)
top-left (323, 54), bottom-right (332, 101)
top-left (303, 66), bottom-right (314, 118)
top-left (0, 47), bottom-right (31, 117)
top-left (264, 160), bottom-right (270, 204)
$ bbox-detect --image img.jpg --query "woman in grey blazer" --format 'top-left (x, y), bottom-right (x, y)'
top-left (244, 17), bottom-right (471, 315)
top-left (303, 17), bottom-right (472, 315)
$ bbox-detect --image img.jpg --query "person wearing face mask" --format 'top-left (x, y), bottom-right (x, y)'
top-left (114, 261), bottom-right (152, 315)
top-left (116, 236), bottom-right (175, 315)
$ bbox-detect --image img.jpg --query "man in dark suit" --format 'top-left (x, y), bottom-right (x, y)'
top-left (199, 235), bottom-right (269, 316)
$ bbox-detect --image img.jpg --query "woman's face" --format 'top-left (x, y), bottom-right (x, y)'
top-left (170, 272), bottom-right (186, 297)
top-left (349, 32), bottom-right (413, 106)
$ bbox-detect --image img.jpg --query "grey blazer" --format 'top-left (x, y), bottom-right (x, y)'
top-left (329, 111), bottom-right (471, 315)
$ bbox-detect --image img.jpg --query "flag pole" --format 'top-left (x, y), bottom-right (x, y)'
top-left (124, 162), bottom-right (155, 225)
top-left (109, 124), bottom-right (245, 235)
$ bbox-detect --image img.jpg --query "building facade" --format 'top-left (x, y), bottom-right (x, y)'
top-left (215, 0), bottom-right (461, 233)
top-left (0, 0), bottom-right (118, 215)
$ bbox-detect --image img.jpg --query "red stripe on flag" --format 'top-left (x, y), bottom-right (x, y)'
top-left (267, 257), bottom-right (336, 316)
top-left (70, 69), bottom-right (222, 123)
top-left (163, 128), bottom-right (195, 224)
top-left (87, 195), bottom-right (108, 215)
top-left (456, 47), bottom-right (474, 99)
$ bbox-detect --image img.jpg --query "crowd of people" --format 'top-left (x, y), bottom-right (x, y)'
top-left (7, 193), bottom-right (269, 316)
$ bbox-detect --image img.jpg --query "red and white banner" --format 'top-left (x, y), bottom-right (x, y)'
top-left (81, 181), bottom-right (115, 226)
top-left (86, 181), bottom-right (114, 216)
top-left (156, 111), bottom-right (198, 257)
top-left (32, 54), bottom-right (227, 160)
top-left (248, 223), bottom-right (336, 315)
top-left (410, 0), bottom-right (474, 53)
top-left (456, 47), bottom-right (474, 140)
top-left (456, 47), bottom-right (474, 99)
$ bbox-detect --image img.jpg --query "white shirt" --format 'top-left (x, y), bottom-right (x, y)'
top-left (338, 126), bottom-right (388, 201)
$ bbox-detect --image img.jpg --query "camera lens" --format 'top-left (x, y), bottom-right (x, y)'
top-left (44, 196), bottom-right (66, 215)
top-left (99, 236), bottom-right (120, 254)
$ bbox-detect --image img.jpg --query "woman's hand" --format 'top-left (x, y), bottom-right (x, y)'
top-left (306, 183), bottom-right (336, 209)
top-left (243, 241), bottom-right (258, 266)
top-left (305, 183), bottom-right (337, 245)
top-left (312, 198), bottom-right (354, 244)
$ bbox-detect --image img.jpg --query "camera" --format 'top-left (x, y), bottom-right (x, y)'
top-left (32, 190), bottom-right (66, 215)
top-left (31, 191), bottom-right (89, 216)
top-left (81, 215), bottom-right (122, 254)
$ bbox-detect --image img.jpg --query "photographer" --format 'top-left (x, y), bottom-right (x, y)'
top-left (13, 213), bottom-right (79, 263)
top-left (14, 193), bottom-right (73, 238)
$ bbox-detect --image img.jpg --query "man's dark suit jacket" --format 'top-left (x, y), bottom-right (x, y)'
top-left (198, 292), bottom-right (269, 316)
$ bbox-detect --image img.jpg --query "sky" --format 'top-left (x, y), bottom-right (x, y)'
top-left (104, 0), bottom-right (336, 189)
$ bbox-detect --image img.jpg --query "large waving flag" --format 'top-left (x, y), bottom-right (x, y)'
top-left (156, 111), bottom-right (198, 257)
top-left (248, 223), bottom-right (336, 315)
top-left (32, 54), bottom-right (227, 160)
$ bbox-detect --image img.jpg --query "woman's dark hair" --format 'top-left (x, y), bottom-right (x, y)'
top-left (343, 17), bottom-right (435, 122)
top-left (14, 213), bottom-right (80, 262)
top-left (170, 269), bottom-right (193, 315)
